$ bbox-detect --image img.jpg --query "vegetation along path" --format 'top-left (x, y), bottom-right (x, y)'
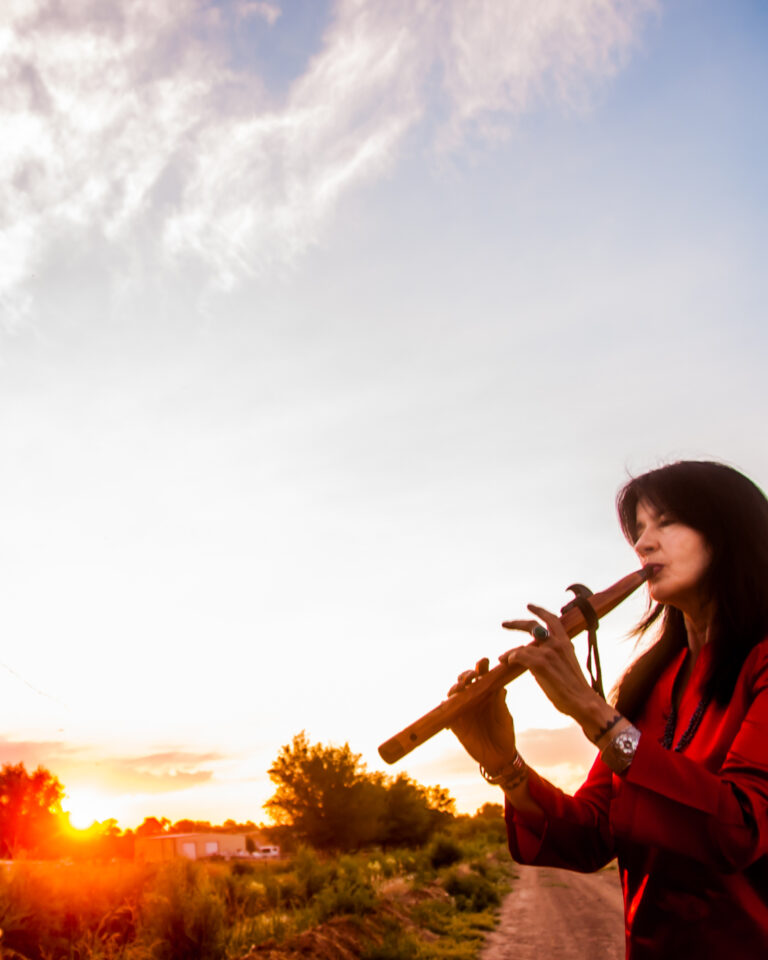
top-left (481, 864), bottom-right (625, 960)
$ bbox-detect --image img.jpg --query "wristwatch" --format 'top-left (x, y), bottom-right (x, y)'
top-left (601, 725), bottom-right (641, 774)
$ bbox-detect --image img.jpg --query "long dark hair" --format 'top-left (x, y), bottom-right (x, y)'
top-left (613, 461), bottom-right (768, 719)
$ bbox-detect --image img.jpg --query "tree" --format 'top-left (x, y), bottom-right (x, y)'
top-left (171, 819), bottom-right (198, 834)
top-left (264, 731), bottom-right (456, 851)
top-left (171, 819), bottom-right (213, 833)
top-left (380, 773), bottom-right (433, 846)
top-left (264, 731), bottom-right (386, 850)
top-left (135, 816), bottom-right (170, 837)
top-left (381, 775), bottom-right (455, 846)
top-left (426, 785), bottom-right (456, 817)
top-left (0, 763), bottom-right (65, 858)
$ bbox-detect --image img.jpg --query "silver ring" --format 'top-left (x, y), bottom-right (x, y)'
top-left (531, 624), bottom-right (549, 640)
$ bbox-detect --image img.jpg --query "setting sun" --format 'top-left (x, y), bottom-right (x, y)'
top-left (64, 789), bottom-right (112, 831)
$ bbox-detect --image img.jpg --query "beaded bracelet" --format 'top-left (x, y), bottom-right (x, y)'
top-left (479, 752), bottom-right (527, 788)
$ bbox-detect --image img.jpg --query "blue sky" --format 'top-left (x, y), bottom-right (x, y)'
top-left (1, 0), bottom-right (766, 827)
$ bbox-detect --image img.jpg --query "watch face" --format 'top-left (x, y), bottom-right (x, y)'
top-left (614, 729), bottom-right (639, 758)
top-left (603, 726), bottom-right (640, 774)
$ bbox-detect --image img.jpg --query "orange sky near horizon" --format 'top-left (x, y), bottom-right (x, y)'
top-left (56, 721), bottom-right (603, 832)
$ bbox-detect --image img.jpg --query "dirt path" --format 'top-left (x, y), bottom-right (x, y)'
top-left (481, 864), bottom-right (625, 960)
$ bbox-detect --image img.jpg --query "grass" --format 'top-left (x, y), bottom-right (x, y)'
top-left (0, 831), bottom-right (513, 959)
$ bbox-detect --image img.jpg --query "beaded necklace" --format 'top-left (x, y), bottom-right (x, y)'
top-left (659, 651), bottom-right (712, 752)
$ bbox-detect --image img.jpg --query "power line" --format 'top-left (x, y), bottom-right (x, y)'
top-left (0, 660), bottom-right (69, 708)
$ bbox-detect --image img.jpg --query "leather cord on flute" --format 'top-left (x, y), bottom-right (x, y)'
top-left (377, 567), bottom-right (652, 764)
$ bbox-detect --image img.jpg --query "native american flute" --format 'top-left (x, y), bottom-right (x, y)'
top-left (378, 567), bottom-right (652, 764)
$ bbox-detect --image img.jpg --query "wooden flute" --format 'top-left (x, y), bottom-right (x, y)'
top-left (378, 567), bottom-right (651, 764)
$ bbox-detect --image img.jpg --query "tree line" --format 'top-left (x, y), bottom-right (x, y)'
top-left (0, 731), bottom-right (465, 858)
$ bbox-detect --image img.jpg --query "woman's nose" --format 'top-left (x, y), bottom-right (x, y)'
top-left (635, 528), bottom-right (657, 555)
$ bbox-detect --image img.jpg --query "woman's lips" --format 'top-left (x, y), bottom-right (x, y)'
top-left (645, 563), bottom-right (664, 578)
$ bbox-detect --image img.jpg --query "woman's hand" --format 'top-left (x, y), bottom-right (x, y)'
top-left (501, 605), bottom-right (610, 739)
top-left (447, 656), bottom-right (547, 820)
top-left (447, 661), bottom-right (518, 774)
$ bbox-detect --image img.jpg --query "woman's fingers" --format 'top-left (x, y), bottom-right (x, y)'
top-left (498, 605), bottom-right (598, 719)
top-left (502, 617), bottom-right (544, 635)
top-left (454, 601), bottom-right (602, 730)
top-left (448, 670), bottom-right (474, 696)
top-left (500, 604), bottom-right (582, 675)
top-left (447, 658), bottom-right (490, 696)
top-left (502, 643), bottom-right (543, 670)
top-left (526, 604), bottom-right (570, 642)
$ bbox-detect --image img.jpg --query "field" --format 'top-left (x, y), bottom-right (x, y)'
top-left (0, 828), bottom-right (513, 960)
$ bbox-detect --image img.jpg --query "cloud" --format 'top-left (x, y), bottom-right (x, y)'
top-left (517, 725), bottom-right (598, 793)
top-left (437, 0), bottom-right (656, 148)
top-left (0, 0), bottom-right (655, 320)
top-left (235, 1), bottom-right (281, 25)
top-left (0, 738), bottom-right (72, 768)
top-left (101, 751), bottom-right (224, 793)
top-left (413, 723), bottom-right (598, 796)
top-left (516, 723), bottom-right (599, 769)
top-left (0, 737), bottom-right (223, 794)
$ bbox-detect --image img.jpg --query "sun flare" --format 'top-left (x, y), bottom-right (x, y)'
top-left (65, 789), bottom-right (112, 831)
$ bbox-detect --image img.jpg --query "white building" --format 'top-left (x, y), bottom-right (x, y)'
top-left (135, 832), bottom-right (249, 862)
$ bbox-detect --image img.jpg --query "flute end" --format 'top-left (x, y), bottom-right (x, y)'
top-left (378, 737), bottom-right (406, 764)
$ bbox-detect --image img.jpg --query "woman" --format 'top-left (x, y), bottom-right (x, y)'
top-left (450, 461), bottom-right (768, 959)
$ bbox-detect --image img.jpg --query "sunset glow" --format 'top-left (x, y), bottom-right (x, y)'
top-left (64, 790), bottom-right (114, 832)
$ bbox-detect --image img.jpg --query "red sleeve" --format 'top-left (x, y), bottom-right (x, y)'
top-left (507, 642), bottom-right (768, 874)
top-left (612, 646), bottom-right (768, 871)
top-left (505, 753), bottom-right (616, 872)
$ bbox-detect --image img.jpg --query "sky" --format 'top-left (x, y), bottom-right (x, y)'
top-left (1, 0), bottom-right (767, 829)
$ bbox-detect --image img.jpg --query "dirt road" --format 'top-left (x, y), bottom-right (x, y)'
top-left (482, 864), bottom-right (625, 960)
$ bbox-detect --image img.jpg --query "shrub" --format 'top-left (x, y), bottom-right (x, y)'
top-left (389, 847), bottom-right (428, 878)
top-left (271, 873), bottom-right (302, 907)
top-left (140, 860), bottom-right (226, 960)
top-left (293, 844), bottom-right (332, 900)
top-left (428, 836), bottom-right (462, 869)
top-left (311, 856), bottom-right (377, 922)
top-left (0, 861), bottom-right (149, 959)
top-left (442, 869), bottom-right (500, 912)
top-left (448, 812), bottom-right (507, 844)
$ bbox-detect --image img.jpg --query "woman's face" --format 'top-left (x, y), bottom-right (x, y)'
top-left (634, 499), bottom-right (712, 614)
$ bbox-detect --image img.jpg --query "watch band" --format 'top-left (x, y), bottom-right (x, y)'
top-left (601, 724), bottom-right (641, 774)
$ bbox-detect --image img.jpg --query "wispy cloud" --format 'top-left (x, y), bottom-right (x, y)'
top-left (0, 0), bottom-right (654, 320)
top-left (0, 737), bottom-right (223, 794)
top-left (437, 0), bottom-right (656, 148)
top-left (235, 1), bottom-right (281, 26)
top-left (98, 753), bottom-right (220, 793)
